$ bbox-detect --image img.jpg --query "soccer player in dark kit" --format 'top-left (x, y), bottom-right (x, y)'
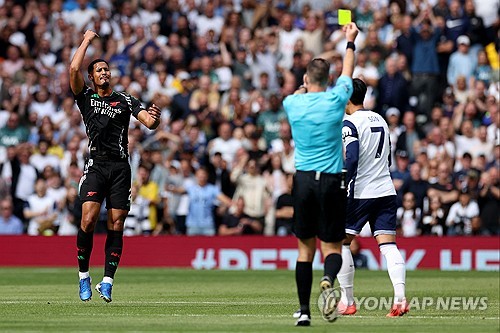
top-left (69, 30), bottom-right (162, 303)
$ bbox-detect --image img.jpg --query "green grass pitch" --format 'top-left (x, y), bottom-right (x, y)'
top-left (0, 268), bottom-right (498, 332)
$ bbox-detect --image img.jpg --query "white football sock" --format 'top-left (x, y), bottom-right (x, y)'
top-left (337, 245), bottom-right (355, 306)
top-left (102, 276), bottom-right (114, 285)
top-left (379, 243), bottom-right (406, 302)
top-left (79, 271), bottom-right (89, 280)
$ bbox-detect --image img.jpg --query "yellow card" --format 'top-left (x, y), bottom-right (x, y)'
top-left (338, 9), bottom-right (351, 25)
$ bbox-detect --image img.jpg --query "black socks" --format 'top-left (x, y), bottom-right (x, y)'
top-left (324, 253), bottom-right (343, 284)
top-left (296, 261), bottom-right (313, 315)
top-left (77, 228), bottom-right (94, 272)
top-left (104, 230), bottom-right (124, 278)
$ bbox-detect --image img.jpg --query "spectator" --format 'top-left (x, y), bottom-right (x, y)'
top-left (231, 47), bottom-right (253, 91)
top-left (277, 12), bottom-right (303, 70)
top-left (218, 196), bottom-right (263, 235)
top-left (396, 111), bottom-right (425, 161)
top-left (453, 152), bottom-right (478, 189)
top-left (421, 194), bottom-right (446, 236)
top-left (170, 167), bottom-right (232, 236)
top-left (397, 192), bottom-right (422, 237)
top-left (422, 105), bottom-right (444, 135)
top-left (444, 0), bottom-right (469, 45)
top-left (170, 72), bottom-right (195, 121)
top-left (447, 35), bottom-right (476, 88)
top-left (410, 8), bottom-right (441, 116)
top-left (161, 161), bottom-right (186, 235)
top-left (426, 126), bottom-right (455, 161)
top-left (274, 173), bottom-right (294, 236)
top-left (464, 0), bottom-right (487, 52)
top-left (396, 14), bottom-right (414, 66)
top-left (446, 189), bottom-right (481, 236)
top-left (376, 56), bottom-right (409, 115)
top-left (454, 120), bottom-right (481, 163)
top-left (24, 177), bottom-right (57, 236)
top-left (246, 132), bottom-right (269, 168)
top-left (29, 138), bottom-right (61, 174)
top-left (400, 162), bottom-right (428, 210)
top-left (208, 122), bottom-right (242, 168)
top-left (391, 150), bottom-right (411, 193)
top-left (473, 49), bottom-right (493, 85)
top-left (478, 166), bottom-right (500, 235)
top-left (207, 152), bottom-right (235, 198)
top-left (1, 45), bottom-right (25, 77)
top-left (63, 0), bottom-right (98, 33)
top-left (0, 112), bottom-right (29, 148)
top-left (257, 93), bottom-right (287, 147)
top-left (353, 51), bottom-right (379, 89)
top-left (0, 197), bottom-right (24, 235)
top-left (473, 125), bottom-right (494, 159)
top-left (132, 163), bottom-right (160, 235)
top-left (248, 36), bottom-right (279, 93)
top-left (433, 0), bottom-right (450, 18)
top-left (3, 145), bottom-right (38, 224)
top-left (428, 162), bottom-right (459, 214)
top-left (195, 1), bottom-right (224, 39)
top-left (301, 11), bottom-right (324, 57)
top-left (231, 155), bottom-right (270, 225)
top-left (385, 108), bottom-right (403, 170)
top-left (57, 186), bottom-right (81, 236)
top-left (263, 154), bottom-right (287, 204)
top-left (189, 74), bottom-right (220, 114)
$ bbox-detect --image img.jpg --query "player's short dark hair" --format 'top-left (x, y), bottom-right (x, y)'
top-left (306, 58), bottom-right (330, 86)
top-left (87, 58), bottom-right (109, 75)
top-left (350, 78), bottom-right (367, 106)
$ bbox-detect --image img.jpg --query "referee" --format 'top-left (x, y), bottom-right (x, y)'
top-left (283, 23), bottom-right (359, 326)
top-left (69, 30), bottom-right (162, 303)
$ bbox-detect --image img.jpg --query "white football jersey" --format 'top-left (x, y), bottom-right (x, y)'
top-left (342, 110), bottom-right (396, 199)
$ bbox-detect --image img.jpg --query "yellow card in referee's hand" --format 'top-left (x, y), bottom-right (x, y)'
top-left (338, 9), bottom-right (351, 25)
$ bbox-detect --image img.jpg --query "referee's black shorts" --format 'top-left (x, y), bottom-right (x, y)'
top-left (292, 170), bottom-right (346, 243)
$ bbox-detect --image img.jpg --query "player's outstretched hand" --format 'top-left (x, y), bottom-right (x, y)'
top-left (343, 23), bottom-right (359, 42)
top-left (83, 30), bottom-right (99, 43)
top-left (148, 104), bottom-right (161, 120)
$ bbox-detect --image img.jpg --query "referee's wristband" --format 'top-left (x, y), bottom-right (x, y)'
top-left (346, 41), bottom-right (356, 51)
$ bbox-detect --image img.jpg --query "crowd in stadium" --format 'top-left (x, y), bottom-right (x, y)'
top-left (0, 0), bottom-right (498, 237)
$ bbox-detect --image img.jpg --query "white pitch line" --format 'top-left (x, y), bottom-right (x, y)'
top-left (1, 301), bottom-right (498, 320)
top-left (0, 300), bottom-right (284, 305)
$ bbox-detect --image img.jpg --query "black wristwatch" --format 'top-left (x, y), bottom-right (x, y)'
top-left (346, 41), bottom-right (356, 51)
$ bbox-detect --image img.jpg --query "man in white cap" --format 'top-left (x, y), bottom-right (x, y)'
top-left (447, 35), bottom-right (476, 87)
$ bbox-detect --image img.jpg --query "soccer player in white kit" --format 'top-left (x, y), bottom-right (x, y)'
top-left (339, 78), bottom-right (409, 317)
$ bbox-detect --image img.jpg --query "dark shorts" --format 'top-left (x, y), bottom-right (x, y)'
top-left (345, 195), bottom-right (397, 236)
top-left (292, 170), bottom-right (346, 242)
top-left (78, 157), bottom-right (131, 211)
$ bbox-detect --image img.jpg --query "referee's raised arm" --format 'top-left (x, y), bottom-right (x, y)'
top-left (340, 23), bottom-right (359, 78)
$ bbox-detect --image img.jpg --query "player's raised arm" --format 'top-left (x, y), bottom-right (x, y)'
top-left (69, 30), bottom-right (99, 95)
top-left (340, 23), bottom-right (359, 78)
top-left (137, 104), bottom-right (161, 130)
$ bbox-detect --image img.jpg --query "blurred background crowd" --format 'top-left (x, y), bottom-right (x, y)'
top-left (0, 0), bottom-right (498, 237)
